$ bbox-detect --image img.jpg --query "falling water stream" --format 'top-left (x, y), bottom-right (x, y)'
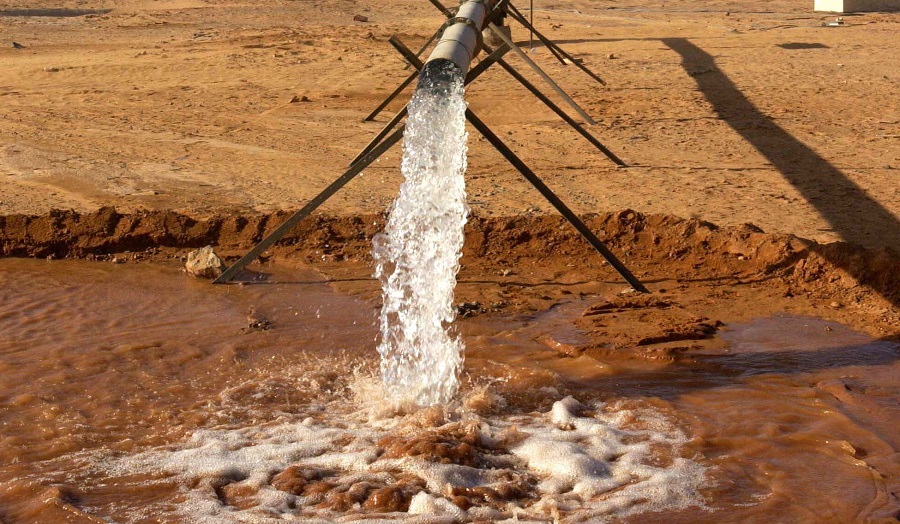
top-left (373, 64), bottom-right (469, 407)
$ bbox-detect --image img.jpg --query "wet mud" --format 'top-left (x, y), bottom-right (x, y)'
top-left (1, 208), bottom-right (897, 329)
top-left (0, 247), bottom-right (897, 523)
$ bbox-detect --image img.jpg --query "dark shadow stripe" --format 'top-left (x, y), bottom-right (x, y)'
top-left (661, 38), bottom-right (899, 307)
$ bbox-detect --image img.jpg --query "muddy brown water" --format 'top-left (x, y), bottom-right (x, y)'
top-left (0, 259), bottom-right (897, 523)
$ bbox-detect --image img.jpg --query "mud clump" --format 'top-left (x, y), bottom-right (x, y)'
top-left (270, 465), bottom-right (327, 495)
top-left (363, 483), bottom-right (421, 512)
top-left (270, 467), bottom-right (426, 513)
top-left (318, 476), bottom-right (425, 512)
top-left (582, 295), bottom-right (673, 315)
top-left (217, 481), bottom-right (258, 510)
top-left (378, 430), bottom-right (480, 467)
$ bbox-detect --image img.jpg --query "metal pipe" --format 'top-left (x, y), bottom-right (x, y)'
top-left (419, 0), bottom-right (492, 85)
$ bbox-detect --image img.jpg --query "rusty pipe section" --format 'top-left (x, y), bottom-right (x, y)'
top-left (418, 0), bottom-right (492, 89)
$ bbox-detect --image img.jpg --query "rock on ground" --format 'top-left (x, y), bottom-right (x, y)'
top-left (185, 245), bottom-right (223, 278)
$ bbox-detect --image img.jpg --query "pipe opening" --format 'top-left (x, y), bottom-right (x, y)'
top-left (416, 59), bottom-right (465, 97)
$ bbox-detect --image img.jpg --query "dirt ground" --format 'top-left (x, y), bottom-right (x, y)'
top-left (1, 0), bottom-right (898, 339)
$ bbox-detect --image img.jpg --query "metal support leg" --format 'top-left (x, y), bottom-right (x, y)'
top-left (364, 70), bottom-right (417, 122)
top-left (365, 25), bottom-right (444, 120)
top-left (351, 106), bottom-right (409, 166)
top-left (213, 127), bottom-right (406, 284)
top-left (465, 107), bottom-right (648, 292)
top-left (486, 22), bottom-right (596, 125)
top-left (404, 25), bottom-right (443, 70)
top-left (507, 2), bottom-right (607, 86)
top-left (421, 0), bottom-right (596, 124)
top-left (425, 0), bottom-right (454, 17)
top-left (493, 55), bottom-right (625, 166)
top-left (351, 39), bottom-right (509, 167)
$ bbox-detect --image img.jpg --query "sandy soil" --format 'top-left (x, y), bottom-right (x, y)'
top-left (1, 0), bottom-right (897, 334)
top-left (0, 0), bottom-right (897, 246)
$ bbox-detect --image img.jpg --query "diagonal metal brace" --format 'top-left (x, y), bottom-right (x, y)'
top-left (212, 126), bottom-right (406, 284)
top-left (364, 70), bottom-right (418, 122)
top-left (485, 22), bottom-right (596, 125)
top-left (506, 2), bottom-right (607, 86)
top-left (489, 51), bottom-right (625, 166)
top-left (424, 0), bottom-right (596, 124)
top-left (465, 107), bottom-right (648, 292)
top-left (350, 38), bottom-right (509, 167)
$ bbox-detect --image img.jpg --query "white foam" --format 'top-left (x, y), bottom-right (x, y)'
top-left (511, 398), bottom-right (708, 520)
top-left (408, 492), bottom-right (466, 520)
top-left (103, 393), bottom-right (707, 523)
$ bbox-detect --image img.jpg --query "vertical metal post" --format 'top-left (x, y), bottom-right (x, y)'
top-left (529, 0), bottom-right (534, 51)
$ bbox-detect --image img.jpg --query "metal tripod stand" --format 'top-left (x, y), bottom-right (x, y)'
top-left (214, 0), bottom-right (648, 293)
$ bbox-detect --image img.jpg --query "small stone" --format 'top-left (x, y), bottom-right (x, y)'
top-left (607, 52), bottom-right (617, 59)
top-left (830, 301), bottom-right (843, 309)
top-left (243, 306), bottom-right (271, 332)
top-left (353, 14), bottom-right (368, 22)
top-left (457, 302), bottom-right (484, 318)
top-left (12, 42), bottom-right (25, 49)
top-left (185, 245), bottom-right (224, 278)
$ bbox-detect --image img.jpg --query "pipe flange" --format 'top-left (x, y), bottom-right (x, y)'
top-left (441, 16), bottom-right (484, 52)
top-left (443, 16), bottom-right (482, 33)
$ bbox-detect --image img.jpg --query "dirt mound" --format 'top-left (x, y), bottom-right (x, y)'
top-left (1, 207), bottom-right (896, 314)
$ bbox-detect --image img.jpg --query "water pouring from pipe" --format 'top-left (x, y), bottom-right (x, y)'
top-left (373, 1), bottom-right (490, 406)
top-left (373, 63), bottom-right (468, 407)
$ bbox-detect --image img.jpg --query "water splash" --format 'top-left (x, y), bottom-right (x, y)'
top-left (373, 64), bottom-right (469, 407)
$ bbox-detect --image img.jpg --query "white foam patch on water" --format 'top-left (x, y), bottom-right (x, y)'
top-left (509, 397), bottom-right (707, 521)
top-left (372, 72), bottom-right (469, 407)
top-left (104, 394), bottom-right (708, 523)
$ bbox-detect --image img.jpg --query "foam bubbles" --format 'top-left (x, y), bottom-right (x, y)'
top-left (510, 398), bottom-right (708, 518)
top-left (103, 392), bottom-right (707, 523)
